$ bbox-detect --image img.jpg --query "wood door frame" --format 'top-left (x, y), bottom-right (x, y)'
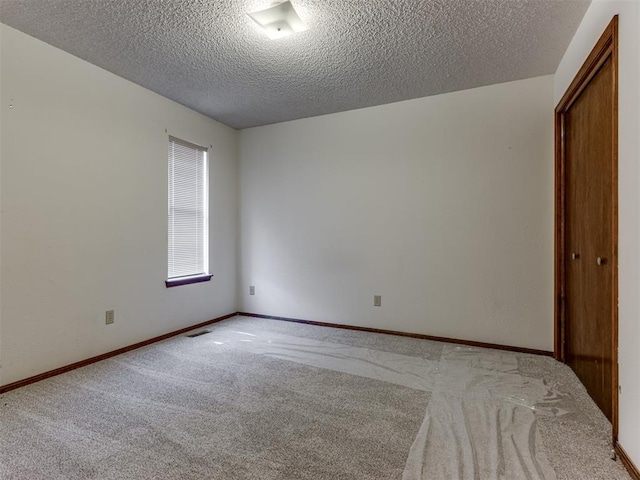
top-left (554, 15), bottom-right (619, 441)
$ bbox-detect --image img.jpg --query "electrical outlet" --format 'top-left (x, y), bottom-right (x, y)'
top-left (249, 286), bottom-right (255, 295)
top-left (105, 310), bottom-right (115, 325)
top-left (374, 295), bottom-right (382, 307)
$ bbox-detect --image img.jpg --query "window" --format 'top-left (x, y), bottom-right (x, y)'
top-left (166, 137), bottom-right (212, 287)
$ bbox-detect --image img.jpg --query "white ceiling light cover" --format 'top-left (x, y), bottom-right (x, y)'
top-left (248, 1), bottom-right (308, 40)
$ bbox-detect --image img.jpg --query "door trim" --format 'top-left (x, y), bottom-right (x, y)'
top-left (554, 15), bottom-right (619, 441)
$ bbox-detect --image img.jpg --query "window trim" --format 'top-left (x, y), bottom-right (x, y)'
top-left (165, 274), bottom-right (213, 288)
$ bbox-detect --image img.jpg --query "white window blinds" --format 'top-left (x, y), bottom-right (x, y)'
top-left (168, 137), bottom-right (209, 279)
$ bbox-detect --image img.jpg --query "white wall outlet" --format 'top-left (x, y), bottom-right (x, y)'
top-left (249, 286), bottom-right (255, 295)
top-left (374, 295), bottom-right (382, 307)
top-left (105, 309), bottom-right (115, 325)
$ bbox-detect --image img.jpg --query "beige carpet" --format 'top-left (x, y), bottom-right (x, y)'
top-left (0, 316), bottom-right (632, 479)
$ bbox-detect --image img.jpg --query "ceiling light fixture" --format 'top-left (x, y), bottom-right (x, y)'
top-left (248, 1), bottom-right (308, 40)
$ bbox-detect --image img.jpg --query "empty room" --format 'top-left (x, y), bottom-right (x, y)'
top-left (1, 0), bottom-right (639, 479)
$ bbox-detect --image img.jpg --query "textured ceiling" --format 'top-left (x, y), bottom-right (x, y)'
top-left (0, 0), bottom-right (590, 129)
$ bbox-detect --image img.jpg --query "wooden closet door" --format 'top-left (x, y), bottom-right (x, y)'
top-left (564, 56), bottom-right (614, 421)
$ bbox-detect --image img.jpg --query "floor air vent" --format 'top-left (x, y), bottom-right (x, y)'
top-left (186, 330), bottom-right (211, 338)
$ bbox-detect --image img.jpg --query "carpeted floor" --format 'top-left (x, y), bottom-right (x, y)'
top-left (0, 315), bottom-right (632, 479)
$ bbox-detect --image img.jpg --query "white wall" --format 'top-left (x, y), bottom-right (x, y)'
top-left (240, 75), bottom-right (555, 351)
top-left (0, 25), bottom-right (239, 385)
top-left (555, 0), bottom-right (640, 467)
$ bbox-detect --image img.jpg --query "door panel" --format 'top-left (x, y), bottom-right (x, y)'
top-left (564, 57), bottom-right (614, 421)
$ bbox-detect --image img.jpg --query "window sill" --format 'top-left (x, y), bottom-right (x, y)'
top-left (165, 274), bottom-right (213, 288)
